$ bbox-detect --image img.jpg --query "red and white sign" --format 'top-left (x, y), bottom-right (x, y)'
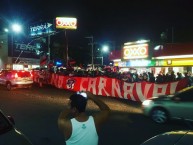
top-left (33, 72), bottom-right (188, 102)
top-left (56, 17), bottom-right (77, 29)
top-left (123, 43), bottom-right (148, 59)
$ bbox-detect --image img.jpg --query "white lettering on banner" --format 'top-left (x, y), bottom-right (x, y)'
top-left (123, 83), bottom-right (135, 100)
top-left (87, 78), bottom-right (97, 95)
top-left (143, 83), bottom-right (152, 100)
top-left (170, 82), bottom-right (178, 94)
top-left (153, 84), bottom-right (168, 97)
top-left (98, 78), bottom-right (110, 96)
top-left (79, 78), bottom-right (88, 92)
top-left (33, 73), bottom-right (186, 102)
top-left (112, 79), bottom-right (122, 98)
top-left (135, 83), bottom-right (152, 102)
top-left (58, 76), bottom-right (64, 89)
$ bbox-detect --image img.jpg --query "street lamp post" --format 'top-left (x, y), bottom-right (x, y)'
top-left (95, 56), bottom-right (103, 65)
top-left (85, 36), bottom-right (94, 69)
top-left (10, 23), bottom-right (22, 63)
top-left (100, 45), bottom-right (109, 65)
top-left (48, 34), bottom-right (51, 61)
top-left (64, 30), bottom-right (68, 66)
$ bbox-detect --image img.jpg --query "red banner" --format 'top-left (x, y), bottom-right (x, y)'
top-left (33, 72), bottom-right (188, 102)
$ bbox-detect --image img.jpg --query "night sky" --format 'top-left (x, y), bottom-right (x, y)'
top-left (1, 0), bottom-right (193, 52)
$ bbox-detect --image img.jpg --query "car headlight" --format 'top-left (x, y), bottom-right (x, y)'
top-left (142, 100), bottom-right (153, 106)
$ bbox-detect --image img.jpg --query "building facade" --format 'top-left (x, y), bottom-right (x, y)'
top-left (0, 33), bottom-right (41, 70)
top-left (109, 40), bottom-right (193, 76)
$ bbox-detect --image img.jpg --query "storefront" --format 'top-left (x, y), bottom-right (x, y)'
top-left (110, 40), bottom-right (155, 74)
top-left (109, 41), bottom-right (193, 76)
top-left (152, 43), bottom-right (193, 76)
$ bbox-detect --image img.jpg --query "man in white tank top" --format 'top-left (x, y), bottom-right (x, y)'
top-left (58, 91), bottom-right (110, 145)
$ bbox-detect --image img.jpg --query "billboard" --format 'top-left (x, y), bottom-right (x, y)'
top-left (30, 22), bottom-right (55, 37)
top-left (55, 17), bottom-right (77, 29)
top-left (123, 43), bottom-right (149, 59)
top-left (8, 41), bottom-right (48, 59)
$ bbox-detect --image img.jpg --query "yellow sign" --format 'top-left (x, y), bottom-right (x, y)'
top-left (56, 17), bottom-right (77, 29)
top-left (163, 59), bottom-right (193, 66)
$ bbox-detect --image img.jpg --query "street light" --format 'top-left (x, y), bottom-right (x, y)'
top-left (4, 28), bottom-right (9, 32)
top-left (85, 36), bottom-right (94, 69)
top-left (102, 45), bottom-right (109, 52)
top-left (9, 23), bottom-right (22, 62)
top-left (96, 45), bottom-right (109, 65)
top-left (11, 23), bottom-right (22, 33)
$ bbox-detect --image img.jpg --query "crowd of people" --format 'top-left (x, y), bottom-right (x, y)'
top-left (42, 65), bottom-right (193, 86)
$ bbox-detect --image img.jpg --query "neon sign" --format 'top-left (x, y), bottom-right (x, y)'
top-left (30, 22), bottom-right (55, 37)
top-left (123, 43), bottom-right (148, 59)
top-left (55, 17), bottom-right (77, 29)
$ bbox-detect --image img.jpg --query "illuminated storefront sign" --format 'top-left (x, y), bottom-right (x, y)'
top-left (114, 59), bottom-right (155, 67)
top-left (154, 59), bottom-right (193, 66)
top-left (123, 43), bottom-right (148, 59)
top-left (164, 59), bottom-right (193, 66)
top-left (55, 17), bottom-right (77, 29)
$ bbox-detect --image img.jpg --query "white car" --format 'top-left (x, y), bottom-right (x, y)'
top-left (0, 70), bottom-right (33, 90)
top-left (142, 86), bottom-right (193, 124)
top-left (141, 130), bottom-right (193, 145)
top-left (0, 109), bottom-right (33, 145)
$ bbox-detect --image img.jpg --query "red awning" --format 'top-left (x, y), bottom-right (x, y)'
top-left (109, 50), bottom-right (121, 60)
top-left (153, 43), bottom-right (193, 57)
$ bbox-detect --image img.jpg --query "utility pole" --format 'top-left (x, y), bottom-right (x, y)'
top-left (48, 34), bottom-right (50, 60)
top-left (64, 30), bottom-right (68, 67)
top-left (85, 36), bottom-right (94, 69)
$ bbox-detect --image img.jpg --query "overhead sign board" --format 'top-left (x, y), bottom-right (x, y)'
top-left (8, 41), bottom-right (47, 59)
top-left (30, 22), bottom-right (55, 37)
top-left (123, 43), bottom-right (149, 59)
top-left (55, 17), bottom-right (77, 29)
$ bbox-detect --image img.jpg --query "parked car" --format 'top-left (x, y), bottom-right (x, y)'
top-left (0, 69), bottom-right (33, 90)
top-left (142, 86), bottom-right (193, 124)
top-left (0, 109), bottom-right (33, 145)
top-left (141, 130), bottom-right (193, 145)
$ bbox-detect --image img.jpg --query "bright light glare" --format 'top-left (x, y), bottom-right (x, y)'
top-left (153, 55), bottom-right (193, 59)
top-left (136, 40), bottom-right (149, 44)
top-left (102, 45), bottom-right (109, 52)
top-left (12, 24), bottom-right (22, 33)
top-left (142, 100), bottom-right (152, 106)
top-left (4, 28), bottom-right (9, 32)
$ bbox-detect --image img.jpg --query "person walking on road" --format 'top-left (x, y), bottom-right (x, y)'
top-left (58, 91), bottom-right (110, 145)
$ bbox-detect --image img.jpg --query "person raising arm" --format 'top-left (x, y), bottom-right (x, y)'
top-left (58, 91), bottom-right (110, 145)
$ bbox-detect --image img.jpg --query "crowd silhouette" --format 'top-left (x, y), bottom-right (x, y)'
top-left (43, 66), bottom-right (193, 86)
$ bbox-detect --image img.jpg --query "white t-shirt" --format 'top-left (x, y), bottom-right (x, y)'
top-left (66, 116), bottom-right (98, 145)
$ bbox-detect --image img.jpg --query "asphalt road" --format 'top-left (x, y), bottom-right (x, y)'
top-left (0, 84), bottom-right (190, 145)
